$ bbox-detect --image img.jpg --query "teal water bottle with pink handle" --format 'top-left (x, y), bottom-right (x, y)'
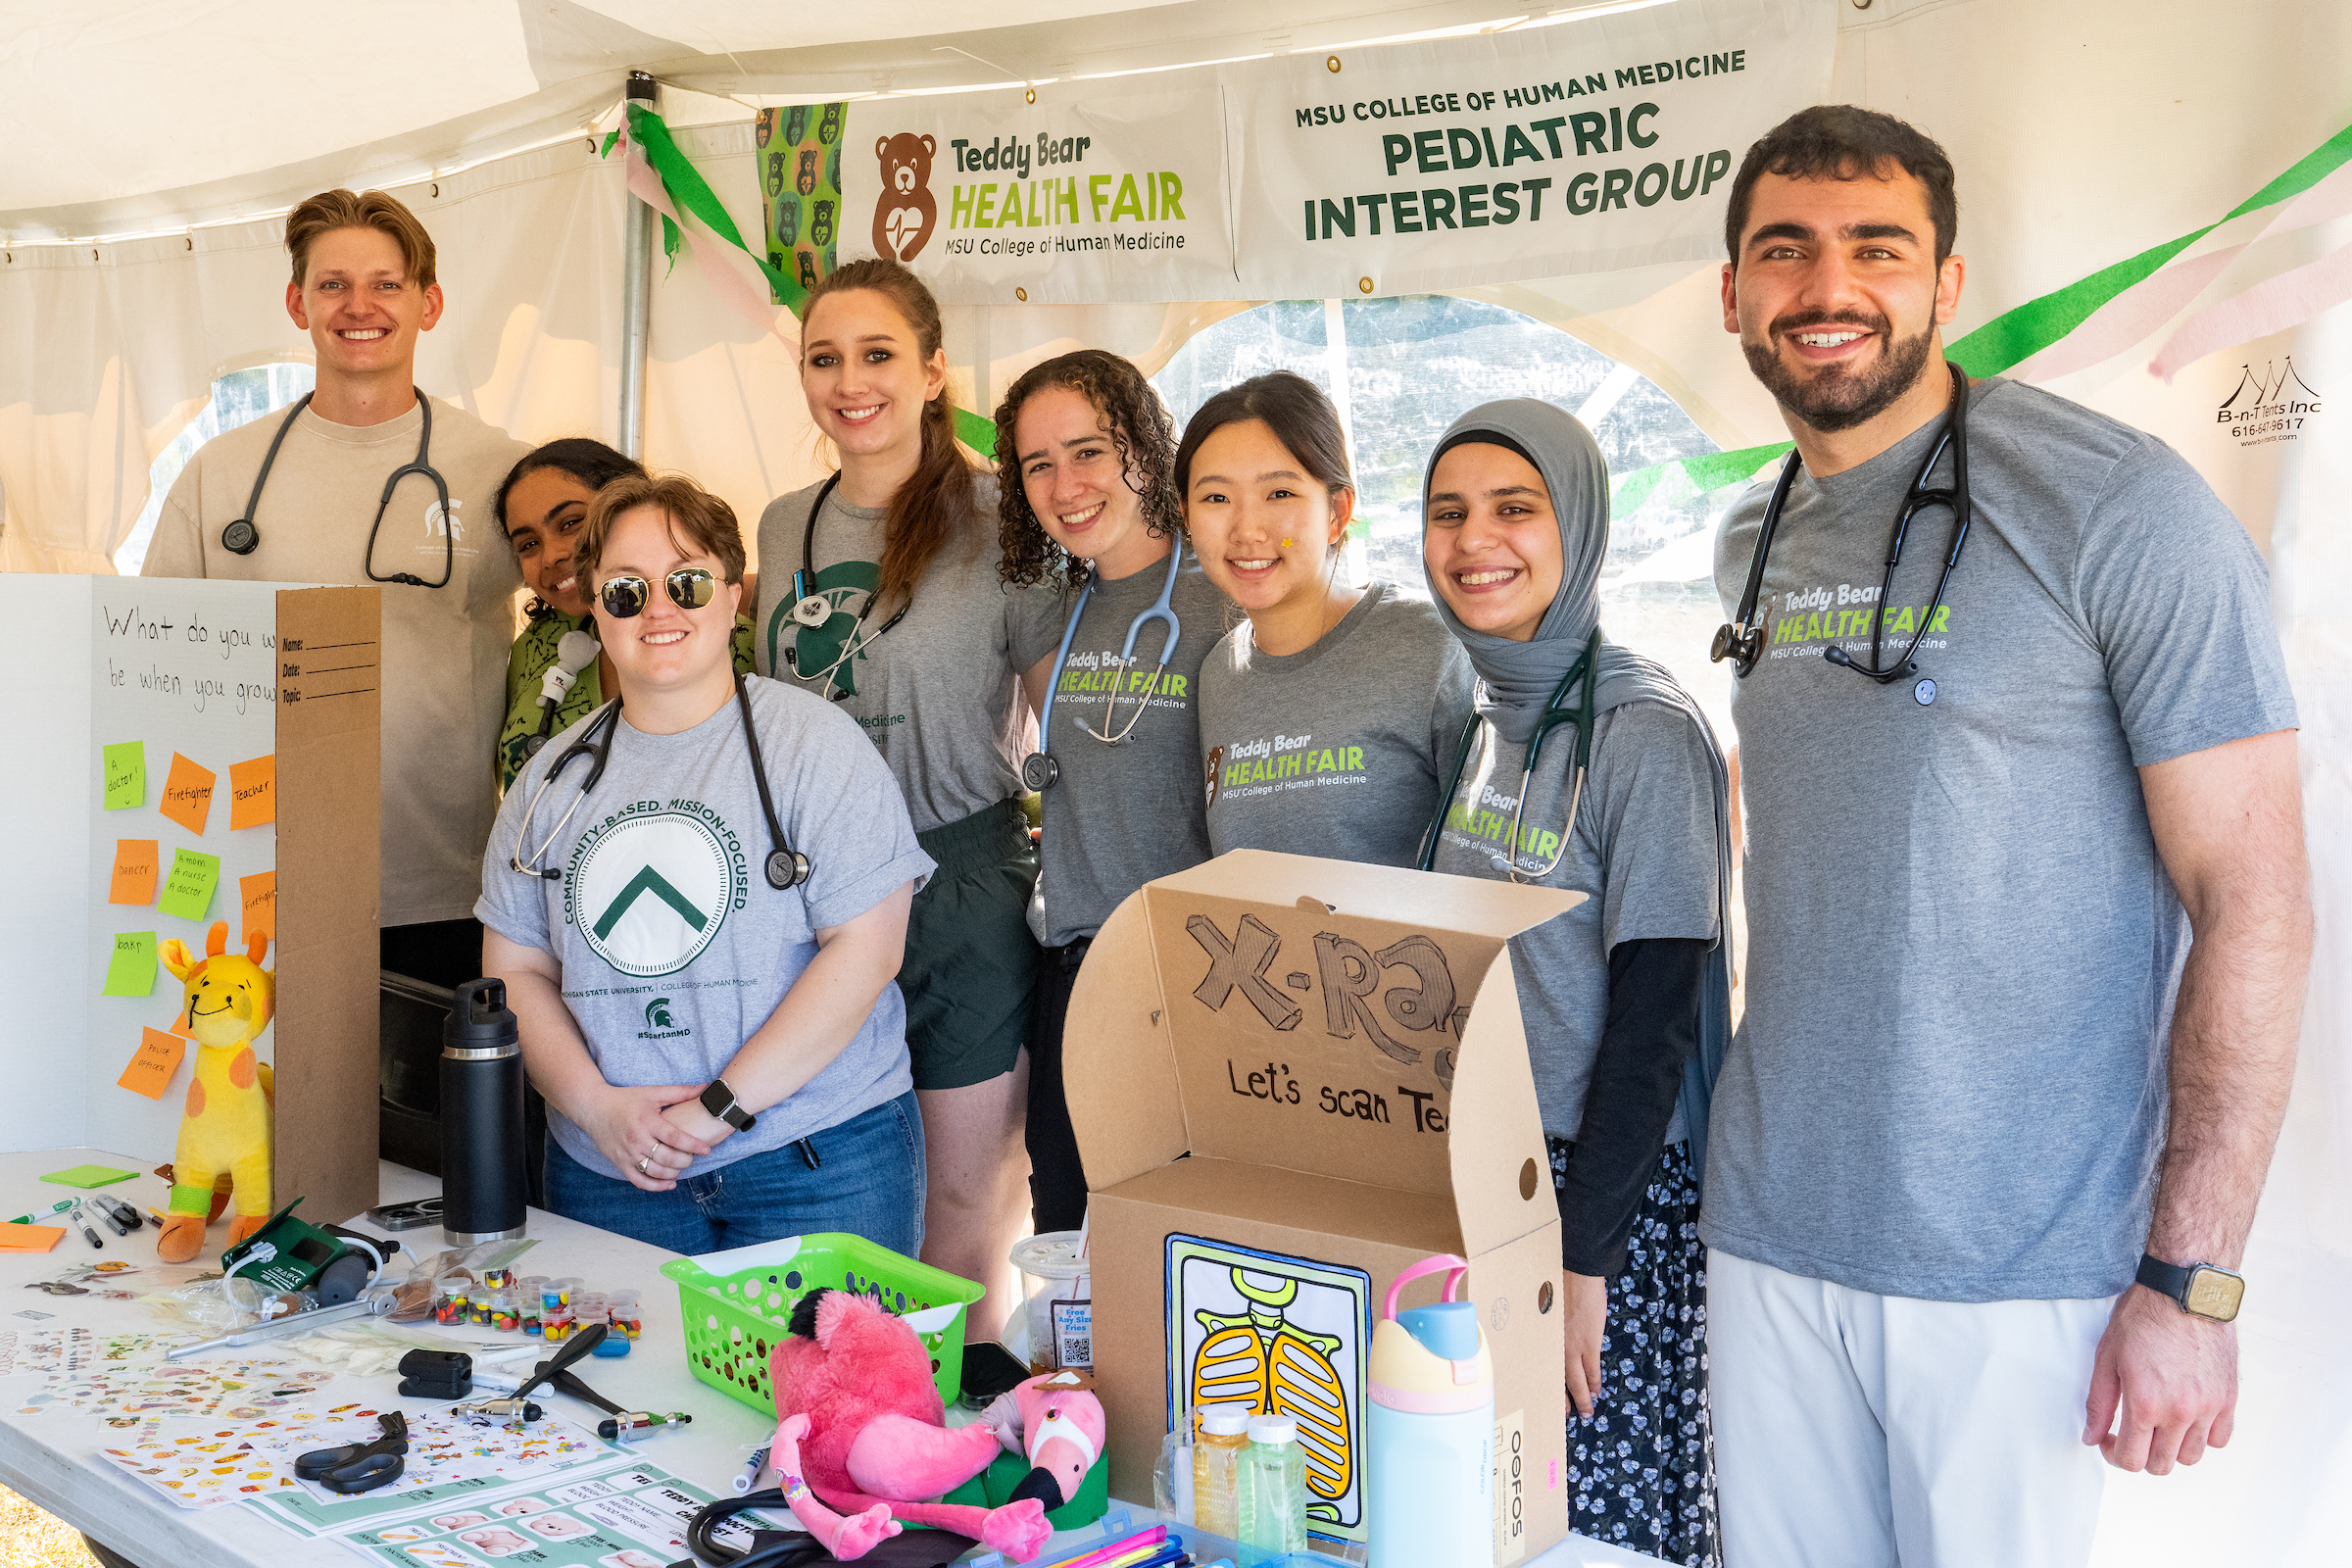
top-left (1367, 1253), bottom-right (1493, 1567)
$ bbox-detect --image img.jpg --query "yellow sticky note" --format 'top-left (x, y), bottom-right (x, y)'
top-left (101, 932), bottom-right (157, 997)
top-left (118, 1028), bottom-right (186, 1101)
top-left (159, 753), bottom-right (217, 836)
top-left (109, 840), bottom-right (161, 906)
top-left (156, 848), bottom-right (220, 921)
top-left (103, 743), bottom-right (145, 810)
top-left (240, 871), bottom-right (277, 952)
top-left (228, 755), bottom-right (276, 830)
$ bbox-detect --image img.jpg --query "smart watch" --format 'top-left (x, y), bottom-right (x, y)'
top-left (2134, 1252), bottom-right (2244, 1323)
top-left (699, 1078), bottom-right (757, 1133)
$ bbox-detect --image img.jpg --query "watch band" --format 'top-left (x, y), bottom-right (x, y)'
top-left (2134, 1252), bottom-right (2193, 1305)
top-left (700, 1078), bottom-right (757, 1133)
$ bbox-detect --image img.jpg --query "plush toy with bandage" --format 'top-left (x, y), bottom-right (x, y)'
top-left (156, 921), bottom-right (274, 1264)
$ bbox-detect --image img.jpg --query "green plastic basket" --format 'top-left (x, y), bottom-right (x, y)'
top-left (661, 1233), bottom-right (985, 1416)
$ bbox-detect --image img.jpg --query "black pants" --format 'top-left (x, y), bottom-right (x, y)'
top-left (1024, 938), bottom-right (1092, 1233)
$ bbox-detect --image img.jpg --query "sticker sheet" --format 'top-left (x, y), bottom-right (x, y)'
top-left (13, 1353), bottom-right (330, 1423)
top-left (94, 1418), bottom-right (303, 1508)
top-left (246, 1412), bottom-right (619, 1535)
top-left (334, 1463), bottom-right (776, 1568)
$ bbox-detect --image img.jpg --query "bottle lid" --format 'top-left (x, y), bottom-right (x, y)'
top-left (1398, 1299), bottom-right (1481, 1360)
top-left (1246, 1414), bottom-right (1298, 1445)
top-left (444, 978), bottom-right (520, 1057)
top-left (1198, 1404), bottom-right (1250, 1436)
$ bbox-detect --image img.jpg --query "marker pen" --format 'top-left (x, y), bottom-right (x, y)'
top-left (6, 1200), bottom-right (74, 1226)
top-left (68, 1201), bottom-right (104, 1250)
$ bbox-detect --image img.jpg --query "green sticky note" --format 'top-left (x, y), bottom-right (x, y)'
top-left (103, 742), bottom-right (145, 810)
top-left (39, 1165), bottom-right (138, 1190)
top-left (100, 931), bottom-right (156, 997)
top-left (155, 848), bottom-right (221, 921)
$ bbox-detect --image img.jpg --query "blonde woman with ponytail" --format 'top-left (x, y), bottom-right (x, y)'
top-left (753, 260), bottom-right (1061, 1342)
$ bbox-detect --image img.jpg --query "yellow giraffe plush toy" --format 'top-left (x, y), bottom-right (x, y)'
top-left (157, 921), bottom-right (274, 1264)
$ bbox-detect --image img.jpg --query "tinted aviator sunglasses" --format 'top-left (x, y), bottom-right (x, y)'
top-left (599, 567), bottom-right (719, 618)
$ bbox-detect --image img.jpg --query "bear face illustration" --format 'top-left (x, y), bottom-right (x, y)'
top-left (871, 133), bottom-right (939, 263)
top-left (786, 104), bottom-right (810, 145)
top-left (764, 151), bottom-right (786, 201)
top-left (775, 195), bottom-right (800, 248)
top-left (826, 143), bottom-right (842, 195)
top-left (798, 250), bottom-right (819, 290)
top-left (809, 198), bottom-right (836, 248)
top-left (796, 149), bottom-right (818, 197)
top-left (818, 103), bottom-right (843, 145)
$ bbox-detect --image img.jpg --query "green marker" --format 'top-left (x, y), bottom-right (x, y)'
top-left (6, 1200), bottom-right (74, 1226)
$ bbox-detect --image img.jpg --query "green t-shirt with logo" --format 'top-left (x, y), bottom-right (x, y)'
top-left (750, 476), bottom-right (1064, 833)
top-left (1198, 579), bottom-right (1476, 867)
top-left (475, 676), bottom-right (935, 1182)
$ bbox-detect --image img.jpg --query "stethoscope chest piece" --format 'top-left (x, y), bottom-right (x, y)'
top-left (1020, 752), bottom-right (1059, 792)
top-left (221, 518), bottom-right (260, 556)
top-left (790, 595), bottom-right (830, 628)
top-left (1914, 677), bottom-right (1937, 707)
top-left (766, 850), bottom-right (809, 890)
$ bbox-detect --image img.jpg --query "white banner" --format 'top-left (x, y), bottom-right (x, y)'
top-left (1232, 0), bottom-right (1832, 299)
top-left (838, 85), bottom-right (1237, 304)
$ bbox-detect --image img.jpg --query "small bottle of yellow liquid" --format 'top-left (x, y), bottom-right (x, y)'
top-left (1191, 1403), bottom-right (1251, 1536)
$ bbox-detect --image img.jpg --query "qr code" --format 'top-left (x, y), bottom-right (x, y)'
top-left (1050, 1299), bottom-right (1093, 1370)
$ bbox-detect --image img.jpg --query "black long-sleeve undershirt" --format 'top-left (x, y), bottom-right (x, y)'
top-left (1554, 936), bottom-right (1708, 1278)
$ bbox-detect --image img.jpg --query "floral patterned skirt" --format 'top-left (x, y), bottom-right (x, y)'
top-left (1549, 1137), bottom-right (1721, 1568)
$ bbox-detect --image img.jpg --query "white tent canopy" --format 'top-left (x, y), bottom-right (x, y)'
top-left (3, 0), bottom-right (2348, 1558)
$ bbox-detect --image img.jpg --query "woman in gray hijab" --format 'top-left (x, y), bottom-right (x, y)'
top-left (1417, 399), bottom-right (1732, 1568)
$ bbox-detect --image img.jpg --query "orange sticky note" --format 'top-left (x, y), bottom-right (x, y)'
top-left (118, 1028), bottom-right (186, 1101)
top-left (167, 1005), bottom-right (195, 1041)
top-left (0, 1224), bottom-right (64, 1252)
top-left (159, 753), bottom-right (217, 835)
top-left (109, 840), bottom-right (160, 906)
top-left (228, 755), bottom-right (276, 830)
top-left (240, 870), bottom-right (277, 951)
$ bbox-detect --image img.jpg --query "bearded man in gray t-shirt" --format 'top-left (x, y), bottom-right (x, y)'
top-left (1703, 107), bottom-right (2310, 1568)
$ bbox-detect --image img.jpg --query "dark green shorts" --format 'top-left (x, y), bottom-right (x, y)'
top-left (901, 798), bottom-right (1042, 1091)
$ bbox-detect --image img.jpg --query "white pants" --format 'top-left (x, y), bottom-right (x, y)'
top-left (1709, 1249), bottom-right (2115, 1568)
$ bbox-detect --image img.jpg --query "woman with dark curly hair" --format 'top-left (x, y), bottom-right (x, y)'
top-left (994, 349), bottom-right (1231, 1231)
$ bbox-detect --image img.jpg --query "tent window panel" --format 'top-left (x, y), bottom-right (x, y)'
top-left (114, 362), bottom-right (316, 575)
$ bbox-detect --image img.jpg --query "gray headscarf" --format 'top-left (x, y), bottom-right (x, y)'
top-left (1420, 398), bottom-right (1736, 1179)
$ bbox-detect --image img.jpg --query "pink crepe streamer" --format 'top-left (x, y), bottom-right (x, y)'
top-left (623, 138), bottom-right (798, 349)
top-left (2017, 161), bottom-right (2352, 384)
top-left (2147, 237), bottom-right (2352, 383)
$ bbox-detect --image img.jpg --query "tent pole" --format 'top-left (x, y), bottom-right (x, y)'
top-left (619, 71), bottom-right (659, 461)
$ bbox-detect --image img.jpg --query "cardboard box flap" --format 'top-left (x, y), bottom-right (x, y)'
top-left (1136, 855), bottom-right (1580, 1201)
top-left (1148, 850), bottom-right (1576, 942)
top-left (1448, 947), bottom-right (1557, 1258)
top-left (1065, 889), bottom-right (1188, 1193)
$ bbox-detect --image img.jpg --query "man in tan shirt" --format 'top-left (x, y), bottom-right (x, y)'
top-left (142, 189), bottom-right (530, 984)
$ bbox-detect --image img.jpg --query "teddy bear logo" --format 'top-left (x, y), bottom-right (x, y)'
top-left (818, 102), bottom-right (844, 145)
top-left (797, 148), bottom-right (819, 197)
top-left (809, 198), bottom-right (836, 248)
top-left (786, 104), bottom-right (810, 145)
top-left (798, 251), bottom-right (819, 291)
top-left (764, 151), bottom-right (787, 202)
top-left (826, 143), bottom-right (842, 195)
top-left (872, 133), bottom-right (939, 264)
top-left (776, 195), bottom-right (800, 249)
top-left (1204, 746), bottom-right (1225, 808)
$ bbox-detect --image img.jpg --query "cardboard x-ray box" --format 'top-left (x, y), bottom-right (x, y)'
top-left (1066, 849), bottom-right (1578, 1563)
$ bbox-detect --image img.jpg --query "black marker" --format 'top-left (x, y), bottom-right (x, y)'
top-left (69, 1201), bottom-right (104, 1250)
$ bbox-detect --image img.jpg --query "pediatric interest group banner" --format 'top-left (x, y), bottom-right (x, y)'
top-left (826, 0), bottom-right (1829, 304)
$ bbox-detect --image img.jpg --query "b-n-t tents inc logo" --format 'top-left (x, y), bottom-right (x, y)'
top-left (2217, 359), bottom-right (2322, 449)
top-left (873, 133), bottom-right (939, 262)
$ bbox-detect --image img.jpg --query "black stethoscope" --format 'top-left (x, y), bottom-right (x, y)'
top-left (220, 391), bottom-right (455, 589)
top-left (773, 472), bottom-right (911, 700)
top-left (1711, 361), bottom-right (1973, 689)
top-left (1021, 544), bottom-right (1184, 792)
top-left (509, 673), bottom-right (809, 891)
top-left (1417, 629), bottom-right (1599, 884)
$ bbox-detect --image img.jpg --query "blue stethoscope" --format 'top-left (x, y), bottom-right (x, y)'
top-left (1020, 545), bottom-right (1183, 791)
top-left (1415, 628), bottom-right (1599, 883)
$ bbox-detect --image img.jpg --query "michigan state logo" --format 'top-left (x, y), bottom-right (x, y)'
top-left (645, 997), bottom-right (674, 1028)
top-left (768, 559), bottom-right (882, 699)
top-left (569, 812), bottom-right (734, 977)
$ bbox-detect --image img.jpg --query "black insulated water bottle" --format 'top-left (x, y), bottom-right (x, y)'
top-left (442, 978), bottom-right (528, 1245)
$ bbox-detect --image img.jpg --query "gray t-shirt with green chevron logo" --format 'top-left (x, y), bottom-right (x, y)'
top-left (751, 476), bottom-right (1064, 833)
top-left (476, 676), bottom-right (934, 1182)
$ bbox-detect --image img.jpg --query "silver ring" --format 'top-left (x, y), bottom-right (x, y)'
top-left (636, 1155), bottom-right (650, 1174)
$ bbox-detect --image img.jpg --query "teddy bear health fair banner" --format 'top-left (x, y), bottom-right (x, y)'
top-left (831, 0), bottom-right (1830, 305)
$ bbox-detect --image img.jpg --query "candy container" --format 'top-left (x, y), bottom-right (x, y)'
top-left (610, 1289), bottom-right (643, 1340)
top-left (491, 1290), bottom-right (520, 1333)
top-left (469, 1291), bottom-right (492, 1328)
top-left (435, 1278), bottom-right (470, 1327)
top-left (558, 1277), bottom-right (582, 1307)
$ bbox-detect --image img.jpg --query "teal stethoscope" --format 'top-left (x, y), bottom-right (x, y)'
top-left (1415, 628), bottom-right (1600, 883)
top-left (1020, 545), bottom-right (1183, 791)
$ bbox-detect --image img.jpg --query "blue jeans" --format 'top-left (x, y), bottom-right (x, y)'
top-left (544, 1091), bottom-right (925, 1256)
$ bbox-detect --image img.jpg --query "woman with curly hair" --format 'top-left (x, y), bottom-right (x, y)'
top-left (751, 259), bottom-right (1063, 1338)
top-left (995, 349), bottom-right (1231, 1231)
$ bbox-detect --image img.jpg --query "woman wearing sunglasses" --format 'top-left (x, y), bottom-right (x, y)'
top-left (491, 438), bottom-right (758, 791)
top-left (1420, 402), bottom-right (1732, 1566)
top-left (752, 259), bottom-right (1061, 1336)
top-left (479, 472), bottom-right (934, 1253)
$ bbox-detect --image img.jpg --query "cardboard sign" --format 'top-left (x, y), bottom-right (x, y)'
top-left (156, 848), bottom-right (221, 920)
top-left (159, 752), bottom-right (217, 835)
top-left (117, 1028), bottom-right (186, 1100)
top-left (102, 742), bottom-right (145, 810)
top-left (100, 931), bottom-right (157, 997)
top-left (240, 870), bottom-right (277, 951)
top-left (227, 754), bottom-right (276, 830)
top-left (108, 840), bottom-right (161, 905)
